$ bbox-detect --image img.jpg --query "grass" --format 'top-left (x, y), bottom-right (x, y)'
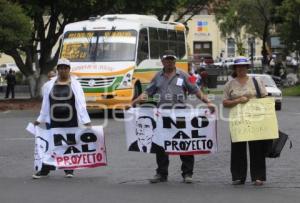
top-left (282, 85), bottom-right (300, 96)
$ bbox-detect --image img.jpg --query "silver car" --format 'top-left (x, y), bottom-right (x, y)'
top-left (248, 74), bottom-right (282, 111)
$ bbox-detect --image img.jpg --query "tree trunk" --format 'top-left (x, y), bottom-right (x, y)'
top-left (27, 74), bottom-right (37, 98)
top-left (35, 74), bottom-right (48, 97)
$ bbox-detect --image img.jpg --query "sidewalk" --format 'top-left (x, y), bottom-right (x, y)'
top-left (0, 85), bottom-right (31, 100)
top-left (0, 92), bottom-right (31, 100)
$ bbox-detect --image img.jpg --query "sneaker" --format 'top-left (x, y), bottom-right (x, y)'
top-left (232, 180), bottom-right (245, 185)
top-left (183, 175), bottom-right (193, 184)
top-left (65, 173), bottom-right (74, 178)
top-left (32, 171), bottom-right (48, 179)
top-left (149, 174), bottom-right (167, 183)
top-left (253, 180), bottom-right (264, 186)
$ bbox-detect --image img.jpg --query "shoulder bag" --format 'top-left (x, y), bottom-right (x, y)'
top-left (252, 77), bottom-right (291, 158)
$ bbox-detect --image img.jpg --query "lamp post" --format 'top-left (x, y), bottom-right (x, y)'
top-left (248, 37), bottom-right (255, 73)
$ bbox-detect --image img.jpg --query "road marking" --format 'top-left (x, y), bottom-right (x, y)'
top-left (281, 112), bottom-right (300, 115)
top-left (1, 110), bottom-right (11, 114)
top-left (2, 138), bottom-right (34, 141)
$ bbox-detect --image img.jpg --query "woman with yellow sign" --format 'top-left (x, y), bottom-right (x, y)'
top-left (222, 56), bottom-right (268, 186)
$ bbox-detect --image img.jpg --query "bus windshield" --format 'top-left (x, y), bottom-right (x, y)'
top-left (61, 30), bottom-right (137, 62)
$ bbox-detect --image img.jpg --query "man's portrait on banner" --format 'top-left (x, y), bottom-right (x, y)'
top-left (128, 116), bottom-right (164, 153)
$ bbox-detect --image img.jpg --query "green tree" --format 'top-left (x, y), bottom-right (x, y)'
top-left (0, 0), bottom-right (31, 65)
top-left (214, 0), bottom-right (247, 56)
top-left (277, 0), bottom-right (300, 55)
top-left (239, 0), bottom-right (275, 69)
top-left (213, 0), bottom-right (276, 67)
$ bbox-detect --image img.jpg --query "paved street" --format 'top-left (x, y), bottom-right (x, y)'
top-left (0, 96), bottom-right (299, 203)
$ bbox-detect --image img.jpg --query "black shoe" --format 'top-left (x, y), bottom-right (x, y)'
top-left (64, 170), bottom-right (74, 178)
top-left (232, 180), bottom-right (245, 185)
top-left (183, 175), bottom-right (193, 184)
top-left (32, 171), bottom-right (48, 179)
top-left (253, 180), bottom-right (264, 186)
top-left (149, 174), bottom-right (167, 183)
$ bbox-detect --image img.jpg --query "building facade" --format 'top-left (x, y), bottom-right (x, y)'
top-left (186, 14), bottom-right (263, 61)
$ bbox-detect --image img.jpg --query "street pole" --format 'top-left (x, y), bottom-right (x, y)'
top-left (248, 37), bottom-right (254, 73)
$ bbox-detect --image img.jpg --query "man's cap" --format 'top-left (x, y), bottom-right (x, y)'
top-left (57, 58), bottom-right (71, 67)
top-left (233, 56), bottom-right (250, 66)
top-left (161, 50), bottom-right (177, 60)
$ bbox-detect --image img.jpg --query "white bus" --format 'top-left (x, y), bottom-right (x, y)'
top-left (60, 14), bottom-right (188, 109)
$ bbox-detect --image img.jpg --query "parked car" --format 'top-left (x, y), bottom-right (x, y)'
top-left (286, 56), bottom-right (299, 67)
top-left (214, 57), bottom-right (234, 68)
top-left (248, 74), bottom-right (282, 110)
top-left (0, 63), bottom-right (19, 76)
top-left (253, 56), bottom-right (263, 68)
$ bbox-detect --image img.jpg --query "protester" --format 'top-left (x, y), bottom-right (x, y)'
top-left (132, 50), bottom-right (215, 184)
top-left (222, 56), bottom-right (268, 186)
top-left (197, 67), bottom-right (209, 93)
top-left (188, 62), bottom-right (198, 85)
top-left (47, 70), bottom-right (56, 80)
top-left (5, 69), bottom-right (16, 99)
top-left (33, 58), bottom-right (91, 179)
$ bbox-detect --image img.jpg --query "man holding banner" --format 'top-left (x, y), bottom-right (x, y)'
top-left (132, 50), bottom-right (215, 184)
top-left (32, 58), bottom-right (92, 179)
top-left (223, 56), bottom-right (271, 186)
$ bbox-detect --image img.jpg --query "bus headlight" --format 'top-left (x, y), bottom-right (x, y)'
top-left (117, 70), bottom-right (133, 89)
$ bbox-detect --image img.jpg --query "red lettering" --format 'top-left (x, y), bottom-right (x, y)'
top-left (63, 156), bottom-right (70, 165)
top-left (83, 154), bottom-right (87, 164)
top-left (96, 153), bottom-right (102, 162)
top-left (87, 154), bottom-right (92, 163)
top-left (56, 157), bottom-right (63, 166)
top-left (71, 155), bottom-right (78, 164)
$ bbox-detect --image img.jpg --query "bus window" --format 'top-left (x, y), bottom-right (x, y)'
top-left (158, 29), bottom-right (168, 57)
top-left (137, 28), bottom-right (149, 64)
top-left (168, 30), bottom-right (177, 56)
top-left (61, 30), bottom-right (137, 62)
top-left (149, 28), bottom-right (160, 59)
top-left (176, 31), bottom-right (186, 59)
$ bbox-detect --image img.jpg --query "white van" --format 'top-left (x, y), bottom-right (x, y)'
top-left (0, 63), bottom-right (19, 75)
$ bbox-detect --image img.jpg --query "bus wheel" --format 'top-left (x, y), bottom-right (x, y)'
top-left (133, 83), bottom-right (141, 100)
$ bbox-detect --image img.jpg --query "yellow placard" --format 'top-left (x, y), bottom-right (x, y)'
top-left (229, 97), bottom-right (279, 142)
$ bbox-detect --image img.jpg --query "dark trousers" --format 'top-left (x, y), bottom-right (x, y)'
top-left (156, 150), bottom-right (194, 178)
top-left (231, 140), bottom-right (266, 182)
top-left (5, 84), bottom-right (15, 98)
top-left (39, 164), bottom-right (73, 175)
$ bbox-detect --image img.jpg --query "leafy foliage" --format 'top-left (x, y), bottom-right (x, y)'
top-left (277, 0), bottom-right (300, 52)
top-left (0, 0), bottom-right (31, 51)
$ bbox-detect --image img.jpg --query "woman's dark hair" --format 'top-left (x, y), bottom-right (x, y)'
top-left (231, 66), bottom-right (237, 78)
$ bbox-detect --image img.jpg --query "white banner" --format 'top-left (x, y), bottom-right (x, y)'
top-left (27, 124), bottom-right (107, 171)
top-left (125, 108), bottom-right (217, 155)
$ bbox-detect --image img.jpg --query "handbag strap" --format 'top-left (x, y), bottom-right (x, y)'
top-left (252, 77), bottom-right (261, 98)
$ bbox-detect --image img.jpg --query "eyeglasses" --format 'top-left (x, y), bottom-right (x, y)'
top-left (57, 65), bottom-right (70, 70)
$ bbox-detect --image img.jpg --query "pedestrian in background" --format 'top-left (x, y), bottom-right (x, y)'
top-left (5, 69), bottom-right (16, 99)
top-left (222, 56), bottom-right (268, 186)
top-left (132, 50), bottom-right (215, 184)
top-left (33, 58), bottom-right (91, 179)
top-left (47, 70), bottom-right (56, 80)
top-left (198, 67), bottom-right (209, 93)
